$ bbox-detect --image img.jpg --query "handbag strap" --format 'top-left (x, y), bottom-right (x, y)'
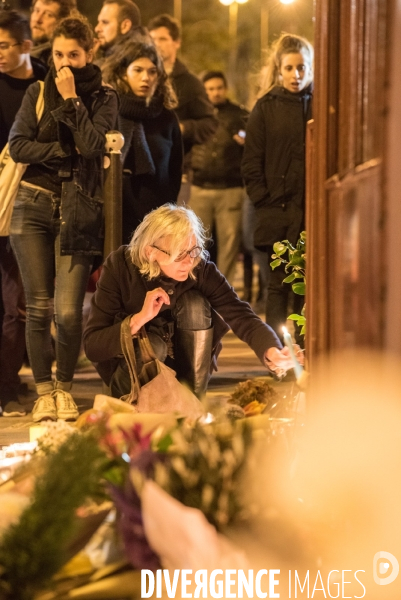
top-left (120, 317), bottom-right (162, 401)
top-left (120, 316), bottom-right (141, 401)
top-left (137, 327), bottom-right (158, 364)
top-left (36, 80), bottom-right (45, 121)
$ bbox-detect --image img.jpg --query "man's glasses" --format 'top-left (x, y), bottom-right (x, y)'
top-left (151, 244), bottom-right (202, 262)
top-left (0, 42), bottom-right (21, 52)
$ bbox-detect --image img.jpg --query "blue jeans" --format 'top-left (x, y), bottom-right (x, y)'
top-left (10, 183), bottom-right (93, 394)
top-left (242, 195), bottom-right (270, 289)
top-left (110, 290), bottom-right (212, 398)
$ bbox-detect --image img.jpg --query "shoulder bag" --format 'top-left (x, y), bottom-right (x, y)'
top-left (0, 80), bottom-right (45, 236)
top-left (119, 316), bottom-right (205, 419)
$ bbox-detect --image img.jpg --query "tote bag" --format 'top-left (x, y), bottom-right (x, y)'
top-left (119, 316), bottom-right (205, 419)
top-left (0, 81), bottom-right (45, 236)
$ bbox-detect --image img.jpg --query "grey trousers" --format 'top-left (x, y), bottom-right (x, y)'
top-left (189, 185), bottom-right (244, 286)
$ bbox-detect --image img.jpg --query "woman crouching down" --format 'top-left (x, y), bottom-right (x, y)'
top-left (84, 204), bottom-right (297, 400)
top-left (8, 15), bottom-right (118, 422)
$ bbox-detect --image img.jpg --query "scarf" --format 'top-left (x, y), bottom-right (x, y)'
top-left (42, 63), bottom-right (103, 144)
top-left (119, 92), bottom-right (164, 176)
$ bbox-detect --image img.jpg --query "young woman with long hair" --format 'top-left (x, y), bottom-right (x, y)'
top-left (102, 41), bottom-right (183, 243)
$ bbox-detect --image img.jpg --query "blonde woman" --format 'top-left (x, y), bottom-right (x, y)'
top-left (241, 33), bottom-right (313, 343)
top-left (84, 204), bottom-right (299, 399)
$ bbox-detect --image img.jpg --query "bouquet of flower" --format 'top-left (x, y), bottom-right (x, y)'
top-left (98, 413), bottom-right (253, 570)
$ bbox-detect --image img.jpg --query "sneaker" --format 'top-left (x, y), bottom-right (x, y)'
top-left (2, 400), bottom-right (27, 417)
top-left (53, 390), bottom-right (79, 421)
top-left (32, 394), bottom-right (57, 422)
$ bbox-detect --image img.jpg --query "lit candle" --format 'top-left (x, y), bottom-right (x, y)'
top-left (282, 326), bottom-right (303, 379)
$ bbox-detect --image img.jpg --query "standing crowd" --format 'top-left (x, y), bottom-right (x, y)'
top-left (0, 0), bottom-right (312, 420)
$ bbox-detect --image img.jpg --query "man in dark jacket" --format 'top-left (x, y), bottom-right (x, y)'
top-left (0, 10), bottom-right (47, 417)
top-left (29, 0), bottom-right (76, 66)
top-left (148, 14), bottom-right (218, 204)
top-left (190, 71), bottom-right (248, 285)
top-left (94, 0), bottom-right (144, 68)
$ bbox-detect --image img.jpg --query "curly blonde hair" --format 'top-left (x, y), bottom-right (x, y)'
top-left (129, 204), bottom-right (209, 280)
top-left (102, 40), bottom-right (177, 109)
top-left (258, 33), bottom-right (314, 98)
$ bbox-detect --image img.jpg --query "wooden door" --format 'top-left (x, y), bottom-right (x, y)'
top-left (306, 0), bottom-right (390, 371)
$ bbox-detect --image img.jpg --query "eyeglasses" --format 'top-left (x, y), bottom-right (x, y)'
top-left (0, 43), bottom-right (21, 52)
top-left (151, 244), bottom-right (202, 262)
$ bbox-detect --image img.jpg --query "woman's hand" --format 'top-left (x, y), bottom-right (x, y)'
top-left (264, 345), bottom-right (304, 378)
top-left (129, 288), bottom-right (170, 336)
top-left (55, 66), bottom-right (78, 101)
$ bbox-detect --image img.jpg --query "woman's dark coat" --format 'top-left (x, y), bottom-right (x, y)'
top-left (9, 81), bottom-right (118, 256)
top-left (83, 246), bottom-right (282, 385)
top-left (119, 107), bottom-right (183, 240)
top-left (241, 84), bottom-right (312, 249)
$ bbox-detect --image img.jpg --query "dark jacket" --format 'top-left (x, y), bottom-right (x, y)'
top-left (170, 59), bottom-right (218, 166)
top-left (84, 246), bottom-right (281, 384)
top-left (191, 99), bottom-right (248, 189)
top-left (9, 81), bottom-right (118, 256)
top-left (119, 108), bottom-right (183, 240)
top-left (241, 84), bottom-right (312, 248)
top-left (30, 41), bottom-right (51, 67)
top-left (0, 57), bottom-right (47, 152)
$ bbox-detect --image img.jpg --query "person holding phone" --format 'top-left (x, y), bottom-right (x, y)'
top-left (189, 70), bottom-right (249, 286)
top-left (8, 15), bottom-right (118, 422)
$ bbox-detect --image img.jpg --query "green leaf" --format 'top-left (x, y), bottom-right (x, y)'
top-left (270, 259), bottom-right (282, 270)
top-left (288, 253), bottom-right (305, 267)
top-left (300, 324), bottom-right (306, 336)
top-left (283, 273), bottom-right (296, 283)
top-left (157, 433), bottom-right (173, 452)
top-left (272, 242), bottom-right (286, 257)
top-left (292, 282), bottom-right (306, 295)
top-left (288, 314), bottom-right (306, 325)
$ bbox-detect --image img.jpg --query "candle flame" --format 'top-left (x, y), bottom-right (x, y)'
top-left (282, 325), bottom-right (289, 335)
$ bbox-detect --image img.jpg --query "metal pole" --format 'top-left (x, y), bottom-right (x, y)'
top-left (103, 131), bottom-right (124, 258)
top-left (260, 4), bottom-right (269, 63)
top-left (229, 0), bottom-right (238, 40)
top-left (228, 2), bottom-right (238, 86)
top-left (174, 0), bottom-right (182, 26)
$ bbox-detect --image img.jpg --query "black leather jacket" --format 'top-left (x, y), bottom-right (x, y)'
top-left (191, 99), bottom-right (248, 188)
top-left (9, 81), bottom-right (118, 256)
top-left (170, 59), bottom-right (218, 170)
